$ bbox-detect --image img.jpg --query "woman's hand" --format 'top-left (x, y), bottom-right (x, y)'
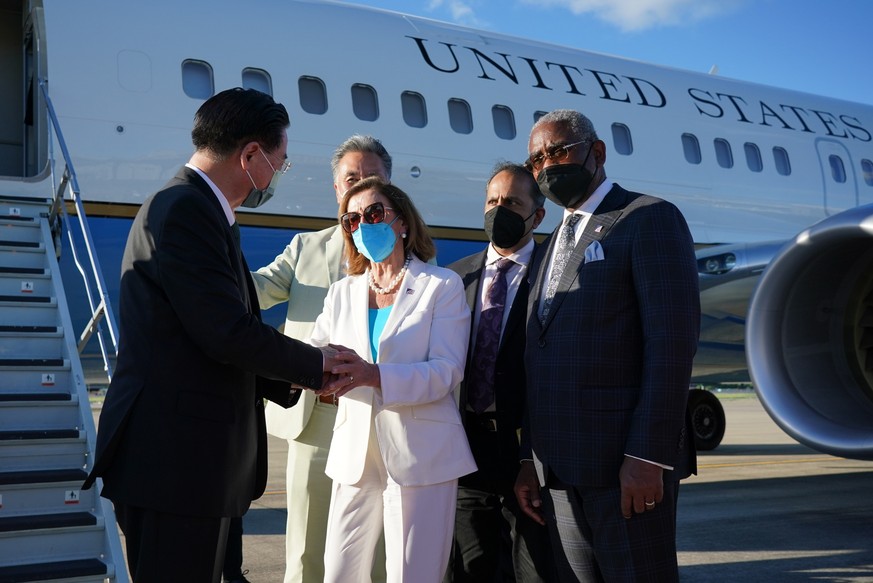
top-left (316, 346), bottom-right (381, 397)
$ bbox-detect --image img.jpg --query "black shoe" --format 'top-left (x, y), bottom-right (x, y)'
top-left (224, 569), bottom-right (251, 583)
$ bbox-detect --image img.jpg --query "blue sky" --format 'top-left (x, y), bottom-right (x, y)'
top-left (349, 0), bottom-right (871, 105)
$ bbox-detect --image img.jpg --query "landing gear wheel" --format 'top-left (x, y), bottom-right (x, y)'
top-left (688, 388), bottom-right (725, 451)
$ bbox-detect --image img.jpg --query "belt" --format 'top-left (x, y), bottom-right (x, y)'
top-left (318, 394), bottom-right (339, 406)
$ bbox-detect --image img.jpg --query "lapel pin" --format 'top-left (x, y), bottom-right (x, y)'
top-left (406, 288), bottom-right (414, 295)
top-left (594, 225), bottom-right (603, 233)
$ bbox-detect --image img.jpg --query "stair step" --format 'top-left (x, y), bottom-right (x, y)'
top-left (0, 359), bottom-right (65, 368)
top-left (0, 326), bottom-right (60, 334)
top-left (0, 393), bottom-right (72, 402)
top-left (0, 430), bottom-right (80, 441)
top-left (0, 402), bottom-right (82, 434)
top-left (0, 240), bottom-right (41, 249)
top-left (0, 526), bottom-right (109, 575)
top-left (0, 214), bottom-right (37, 223)
top-left (0, 295), bottom-right (51, 303)
top-left (0, 266), bottom-right (47, 275)
top-left (0, 558), bottom-right (108, 582)
top-left (0, 440), bottom-right (88, 475)
top-left (0, 367), bottom-right (72, 392)
top-left (0, 469), bottom-right (87, 487)
top-left (0, 511), bottom-right (96, 534)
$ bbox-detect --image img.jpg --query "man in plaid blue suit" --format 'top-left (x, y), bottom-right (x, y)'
top-left (514, 109), bottom-right (699, 582)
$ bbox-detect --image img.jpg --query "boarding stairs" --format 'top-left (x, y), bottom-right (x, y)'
top-left (0, 82), bottom-right (128, 581)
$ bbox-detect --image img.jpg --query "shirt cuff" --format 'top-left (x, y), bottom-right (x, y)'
top-left (624, 453), bottom-right (673, 471)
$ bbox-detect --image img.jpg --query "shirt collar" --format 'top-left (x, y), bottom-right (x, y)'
top-left (563, 177), bottom-right (613, 223)
top-left (485, 237), bottom-right (535, 267)
top-left (185, 162), bottom-right (235, 226)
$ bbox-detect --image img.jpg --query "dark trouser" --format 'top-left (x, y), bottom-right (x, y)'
top-left (223, 515), bottom-right (244, 579)
top-left (445, 423), bottom-right (554, 583)
top-left (114, 502), bottom-right (230, 583)
top-left (542, 473), bottom-right (680, 583)
top-left (445, 485), bottom-right (555, 582)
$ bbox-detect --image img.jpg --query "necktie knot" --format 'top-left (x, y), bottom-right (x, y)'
top-left (564, 213), bottom-right (582, 230)
top-left (495, 257), bottom-right (514, 274)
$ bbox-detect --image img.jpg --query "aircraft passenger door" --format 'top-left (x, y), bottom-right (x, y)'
top-left (816, 138), bottom-right (857, 216)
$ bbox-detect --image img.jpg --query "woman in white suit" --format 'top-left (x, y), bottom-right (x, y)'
top-left (311, 177), bottom-right (476, 583)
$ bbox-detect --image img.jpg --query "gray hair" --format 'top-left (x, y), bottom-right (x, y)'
top-left (530, 109), bottom-right (599, 148)
top-left (487, 161), bottom-right (545, 208)
top-left (330, 134), bottom-right (392, 181)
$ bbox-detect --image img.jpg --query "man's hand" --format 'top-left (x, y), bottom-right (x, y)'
top-left (319, 344), bottom-right (353, 372)
top-left (619, 456), bottom-right (664, 519)
top-left (514, 460), bottom-right (546, 526)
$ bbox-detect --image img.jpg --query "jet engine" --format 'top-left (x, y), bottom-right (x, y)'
top-left (747, 204), bottom-right (873, 460)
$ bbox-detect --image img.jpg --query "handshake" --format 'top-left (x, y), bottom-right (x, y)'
top-left (315, 344), bottom-right (374, 398)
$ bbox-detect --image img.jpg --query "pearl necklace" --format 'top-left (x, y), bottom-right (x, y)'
top-left (368, 256), bottom-right (411, 295)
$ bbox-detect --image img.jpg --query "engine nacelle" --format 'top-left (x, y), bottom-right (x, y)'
top-left (747, 205), bottom-right (873, 460)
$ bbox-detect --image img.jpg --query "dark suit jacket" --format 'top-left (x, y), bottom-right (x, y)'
top-left (449, 248), bottom-right (531, 487)
top-left (522, 184), bottom-right (699, 488)
top-left (83, 167), bottom-right (323, 518)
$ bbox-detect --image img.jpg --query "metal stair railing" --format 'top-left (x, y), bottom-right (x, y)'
top-left (39, 78), bottom-right (118, 382)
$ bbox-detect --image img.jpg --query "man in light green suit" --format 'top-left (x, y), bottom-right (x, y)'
top-left (252, 135), bottom-right (392, 583)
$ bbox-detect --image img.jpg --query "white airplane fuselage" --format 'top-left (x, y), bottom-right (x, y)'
top-left (2, 0), bottom-right (873, 456)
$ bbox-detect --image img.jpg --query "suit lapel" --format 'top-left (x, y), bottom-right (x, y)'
top-left (539, 187), bottom-right (628, 331)
top-left (378, 258), bottom-right (428, 345)
top-left (326, 225), bottom-right (345, 284)
top-left (350, 274), bottom-right (374, 362)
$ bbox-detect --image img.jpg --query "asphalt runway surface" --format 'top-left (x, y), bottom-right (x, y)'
top-left (97, 392), bottom-right (873, 581)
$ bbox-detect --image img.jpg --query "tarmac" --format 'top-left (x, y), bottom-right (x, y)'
top-left (95, 391), bottom-right (873, 582)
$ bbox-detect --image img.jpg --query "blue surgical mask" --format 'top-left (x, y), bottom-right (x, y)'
top-left (352, 215), bottom-right (399, 263)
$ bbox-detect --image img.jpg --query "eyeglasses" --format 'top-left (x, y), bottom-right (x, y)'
top-left (260, 148), bottom-right (292, 174)
top-left (340, 202), bottom-right (396, 233)
top-left (524, 140), bottom-right (586, 174)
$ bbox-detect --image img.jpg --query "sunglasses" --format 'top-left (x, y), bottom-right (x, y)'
top-left (341, 202), bottom-right (396, 233)
top-left (524, 140), bottom-right (586, 174)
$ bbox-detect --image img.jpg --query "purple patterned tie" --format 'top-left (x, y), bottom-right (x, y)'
top-left (468, 258), bottom-right (513, 414)
top-left (541, 213), bottom-right (581, 324)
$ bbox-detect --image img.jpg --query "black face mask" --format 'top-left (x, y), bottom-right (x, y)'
top-left (535, 146), bottom-right (595, 209)
top-left (484, 205), bottom-right (535, 249)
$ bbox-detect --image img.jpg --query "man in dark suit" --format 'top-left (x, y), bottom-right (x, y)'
top-left (82, 88), bottom-right (348, 582)
top-left (514, 109), bottom-right (699, 582)
top-left (445, 163), bottom-right (553, 582)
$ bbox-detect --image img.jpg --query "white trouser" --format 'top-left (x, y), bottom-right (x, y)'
top-left (283, 402), bottom-right (387, 583)
top-left (323, 419), bottom-right (457, 583)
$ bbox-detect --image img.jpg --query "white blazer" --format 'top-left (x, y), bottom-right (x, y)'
top-left (310, 256), bottom-right (477, 486)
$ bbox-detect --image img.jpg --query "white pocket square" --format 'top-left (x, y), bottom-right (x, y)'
top-left (584, 241), bottom-right (604, 263)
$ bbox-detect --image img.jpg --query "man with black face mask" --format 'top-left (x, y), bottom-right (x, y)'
top-left (514, 109), bottom-right (699, 583)
top-left (445, 162), bottom-right (554, 583)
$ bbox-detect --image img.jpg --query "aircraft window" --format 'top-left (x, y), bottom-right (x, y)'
top-left (714, 138), bottom-right (733, 169)
top-left (773, 147), bottom-right (791, 176)
top-left (242, 68), bottom-right (272, 96)
top-left (534, 111), bottom-right (547, 123)
top-left (862, 159), bottom-right (873, 186)
top-left (829, 155), bottom-right (847, 184)
top-left (299, 76), bottom-right (328, 115)
top-left (401, 91), bottom-right (427, 128)
top-left (744, 142), bottom-right (763, 172)
top-left (492, 105), bottom-right (516, 140)
top-left (181, 60), bottom-right (214, 100)
top-left (681, 133), bottom-right (701, 165)
top-left (351, 83), bottom-right (379, 122)
top-left (611, 123), bottom-right (633, 155)
top-left (448, 98), bottom-right (473, 134)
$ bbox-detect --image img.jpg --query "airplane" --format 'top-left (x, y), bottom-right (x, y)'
top-left (2, 0), bottom-right (872, 460)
